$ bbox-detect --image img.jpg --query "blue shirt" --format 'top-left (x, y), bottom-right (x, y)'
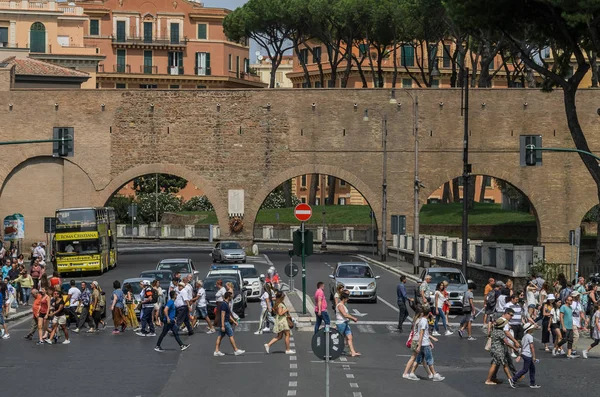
top-left (1, 265), bottom-right (10, 280)
top-left (560, 304), bottom-right (573, 330)
top-left (220, 301), bottom-right (231, 324)
top-left (0, 291), bottom-right (3, 307)
top-left (397, 282), bottom-right (408, 304)
top-left (113, 289), bottom-right (124, 309)
top-left (165, 299), bottom-right (176, 321)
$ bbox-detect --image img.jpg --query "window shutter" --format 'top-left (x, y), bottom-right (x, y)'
top-left (195, 52), bottom-right (199, 75)
top-left (198, 24), bottom-right (207, 39)
top-left (206, 52), bottom-right (211, 75)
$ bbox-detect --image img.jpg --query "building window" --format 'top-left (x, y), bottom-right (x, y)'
top-left (116, 49), bottom-right (126, 73)
top-left (168, 51), bottom-right (183, 75)
top-left (316, 176), bottom-right (320, 187)
top-left (302, 82), bottom-right (311, 88)
top-left (115, 83), bottom-right (126, 89)
top-left (116, 20), bottom-right (126, 41)
top-left (196, 85), bottom-right (207, 88)
top-left (457, 176), bottom-right (464, 186)
top-left (315, 198), bottom-right (320, 205)
top-left (429, 44), bottom-right (438, 64)
top-left (143, 21), bottom-right (153, 43)
top-left (196, 52), bottom-right (210, 75)
top-left (29, 22), bottom-right (46, 53)
top-left (338, 197), bottom-right (346, 205)
top-left (197, 23), bottom-right (207, 39)
top-left (301, 175), bottom-right (307, 187)
top-left (484, 177), bottom-right (492, 187)
top-left (170, 23), bottom-right (180, 44)
top-left (139, 84), bottom-right (157, 89)
top-left (314, 81), bottom-right (322, 88)
top-left (228, 54), bottom-right (232, 70)
top-left (402, 78), bottom-right (412, 88)
top-left (313, 46), bottom-right (321, 63)
top-left (90, 19), bottom-right (99, 36)
top-left (0, 27), bottom-right (7, 47)
top-left (243, 58), bottom-right (249, 73)
top-left (298, 48), bottom-right (309, 64)
top-left (401, 45), bottom-right (414, 67)
top-left (236, 55), bottom-right (240, 76)
top-left (301, 197), bottom-right (306, 203)
top-left (358, 43), bottom-right (368, 56)
top-left (143, 50), bottom-right (153, 74)
top-left (57, 35), bottom-right (69, 46)
top-left (169, 85), bottom-right (180, 89)
top-left (443, 44), bottom-right (451, 68)
top-left (340, 180), bottom-right (346, 187)
top-left (489, 59), bottom-right (495, 70)
top-left (374, 77), bottom-right (385, 88)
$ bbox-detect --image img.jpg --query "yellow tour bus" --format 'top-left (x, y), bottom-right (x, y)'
top-left (54, 207), bottom-right (118, 275)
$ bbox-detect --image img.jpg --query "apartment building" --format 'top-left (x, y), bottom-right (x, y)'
top-left (251, 54), bottom-right (293, 88)
top-left (79, 0), bottom-right (265, 89)
top-left (291, 175), bottom-right (367, 206)
top-left (427, 176), bottom-right (503, 204)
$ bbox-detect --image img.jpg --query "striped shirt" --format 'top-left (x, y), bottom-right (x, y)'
top-left (506, 302), bottom-right (523, 326)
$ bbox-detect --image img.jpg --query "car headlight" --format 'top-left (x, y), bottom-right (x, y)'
top-left (368, 282), bottom-right (376, 289)
top-left (252, 281), bottom-right (259, 286)
top-left (233, 294), bottom-right (242, 303)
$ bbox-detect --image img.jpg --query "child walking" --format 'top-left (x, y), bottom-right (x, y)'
top-left (510, 323), bottom-right (540, 389)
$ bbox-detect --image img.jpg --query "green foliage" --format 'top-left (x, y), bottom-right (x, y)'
top-left (136, 193), bottom-right (183, 224)
top-left (583, 205), bottom-right (600, 222)
top-left (420, 202), bottom-right (535, 225)
top-left (106, 194), bottom-right (134, 224)
top-left (260, 188), bottom-right (300, 209)
top-left (530, 259), bottom-right (569, 284)
top-left (182, 196), bottom-right (214, 212)
top-left (132, 174), bottom-right (187, 195)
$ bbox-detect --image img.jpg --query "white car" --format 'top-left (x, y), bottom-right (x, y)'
top-left (236, 264), bottom-right (263, 301)
top-left (206, 265), bottom-right (247, 291)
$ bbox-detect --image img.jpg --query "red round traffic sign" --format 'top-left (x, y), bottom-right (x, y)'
top-left (294, 203), bottom-right (312, 222)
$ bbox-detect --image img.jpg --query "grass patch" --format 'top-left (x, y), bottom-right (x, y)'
top-left (419, 202), bottom-right (535, 225)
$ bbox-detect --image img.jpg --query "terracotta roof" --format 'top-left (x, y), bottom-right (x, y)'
top-left (1, 56), bottom-right (89, 78)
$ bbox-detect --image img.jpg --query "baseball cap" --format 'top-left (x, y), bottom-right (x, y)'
top-left (142, 280), bottom-right (151, 286)
top-left (178, 281), bottom-right (185, 287)
top-left (571, 291), bottom-right (580, 297)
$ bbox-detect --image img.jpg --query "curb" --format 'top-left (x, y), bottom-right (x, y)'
top-left (6, 308), bottom-right (32, 323)
top-left (355, 254), bottom-right (421, 283)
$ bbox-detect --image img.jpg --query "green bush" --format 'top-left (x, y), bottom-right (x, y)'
top-left (183, 195), bottom-right (214, 212)
top-left (137, 193), bottom-right (183, 224)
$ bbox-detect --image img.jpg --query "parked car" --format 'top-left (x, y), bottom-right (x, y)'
top-left (211, 241), bottom-right (246, 263)
top-left (418, 267), bottom-right (470, 313)
top-left (139, 270), bottom-right (173, 291)
top-left (204, 275), bottom-right (248, 319)
top-left (60, 280), bottom-right (106, 323)
top-left (121, 277), bottom-right (146, 315)
top-left (328, 262), bottom-right (380, 303)
top-left (156, 258), bottom-right (199, 282)
top-left (207, 264), bottom-right (262, 301)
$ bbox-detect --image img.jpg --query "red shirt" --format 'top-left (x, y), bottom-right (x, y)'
top-left (50, 277), bottom-right (61, 287)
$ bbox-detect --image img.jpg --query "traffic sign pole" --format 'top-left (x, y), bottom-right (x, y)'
top-left (325, 324), bottom-right (330, 397)
top-left (301, 221), bottom-right (306, 314)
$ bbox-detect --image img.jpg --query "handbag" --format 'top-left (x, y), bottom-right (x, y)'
top-left (286, 313), bottom-right (294, 329)
top-left (406, 328), bottom-right (415, 348)
top-left (485, 336), bottom-right (492, 351)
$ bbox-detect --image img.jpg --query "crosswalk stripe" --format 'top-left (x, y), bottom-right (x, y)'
top-left (355, 325), bottom-right (376, 333)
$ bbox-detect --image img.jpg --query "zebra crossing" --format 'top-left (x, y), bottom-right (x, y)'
top-left (227, 320), bottom-right (407, 335)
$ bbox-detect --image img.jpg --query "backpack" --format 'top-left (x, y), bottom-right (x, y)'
top-left (485, 290), bottom-right (497, 310)
top-left (98, 292), bottom-right (106, 309)
top-left (559, 287), bottom-right (572, 303)
top-left (151, 288), bottom-right (158, 304)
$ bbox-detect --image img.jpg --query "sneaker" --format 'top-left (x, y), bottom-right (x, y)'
top-left (2, 334), bottom-right (10, 339)
top-left (511, 352), bottom-right (517, 358)
top-left (135, 332), bottom-right (147, 337)
top-left (508, 378), bottom-right (516, 389)
top-left (112, 330), bottom-right (120, 335)
top-left (44, 338), bottom-right (53, 344)
top-left (86, 329), bottom-right (95, 333)
top-left (407, 373), bottom-right (420, 381)
top-left (583, 350), bottom-right (589, 359)
top-left (559, 350), bottom-right (566, 355)
top-left (36, 340), bottom-right (44, 345)
top-left (206, 329), bottom-right (216, 334)
top-left (62, 340), bottom-right (71, 344)
top-left (263, 327), bottom-right (271, 332)
top-left (402, 374), bottom-right (410, 379)
top-left (567, 354), bottom-right (580, 359)
top-left (431, 331), bottom-right (441, 336)
top-left (147, 333), bottom-right (156, 337)
top-left (234, 349), bottom-right (245, 356)
top-left (73, 328), bottom-right (80, 334)
top-left (432, 373), bottom-right (445, 382)
top-left (552, 349), bottom-right (557, 357)
top-left (458, 329), bottom-right (463, 338)
top-left (0, 329), bottom-right (4, 337)
top-left (467, 337), bottom-right (477, 341)
top-left (285, 350), bottom-right (296, 354)
top-left (530, 385), bottom-right (541, 389)
top-left (444, 330), bottom-right (453, 336)
top-left (23, 334), bottom-right (32, 340)
top-left (213, 351), bottom-right (225, 357)
top-left (133, 327), bottom-right (141, 332)
top-left (254, 331), bottom-right (263, 335)
top-left (428, 373), bottom-right (434, 379)
top-left (264, 343), bottom-right (270, 354)
top-left (154, 346), bottom-right (164, 352)
top-left (180, 344), bottom-right (190, 351)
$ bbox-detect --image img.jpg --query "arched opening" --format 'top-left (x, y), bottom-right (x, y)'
top-left (424, 175), bottom-right (538, 245)
top-left (30, 22), bottom-right (46, 53)
top-left (253, 173), bottom-right (378, 250)
top-left (579, 205), bottom-right (600, 275)
top-left (105, 173), bottom-right (217, 239)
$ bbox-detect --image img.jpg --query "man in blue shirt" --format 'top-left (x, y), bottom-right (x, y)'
top-left (396, 276), bottom-right (412, 332)
top-left (154, 290), bottom-right (190, 352)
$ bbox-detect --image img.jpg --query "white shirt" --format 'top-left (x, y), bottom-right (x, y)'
top-left (174, 289), bottom-right (186, 308)
top-left (526, 289), bottom-right (537, 307)
top-left (68, 287), bottom-right (80, 307)
top-left (335, 302), bottom-right (347, 324)
top-left (215, 287), bottom-right (226, 302)
top-left (435, 291), bottom-right (446, 309)
top-left (183, 284), bottom-right (193, 302)
top-left (572, 301), bottom-right (583, 328)
top-left (417, 317), bottom-right (431, 346)
top-left (496, 295), bottom-right (508, 313)
top-left (196, 288), bottom-right (207, 308)
top-left (260, 291), bottom-right (269, 310)
top-left (521, 333), bottom-right (534, 357)
top-left (34, 246), bottom-right (45, 260)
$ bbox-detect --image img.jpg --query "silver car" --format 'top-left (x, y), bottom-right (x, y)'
top-left (419, 267), bottom-right (470, 313)
top-left (212, 241), bottom-right (247, 264)
top-left (122, 277), bottom-right (145, 315)
top-left (329, 262), bottom-right (380, 303)
top-left (156, 258), bottom-right (199, 283)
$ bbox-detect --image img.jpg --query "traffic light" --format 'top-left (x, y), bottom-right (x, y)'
top-left (53, 127), bottom-right (74, 157)
top-left (293, 229), bottom-right (313, 257)
top-left (520, 135), bottom-right (542, 166)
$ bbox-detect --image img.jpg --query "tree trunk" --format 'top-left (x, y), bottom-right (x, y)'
top-left (589, 51), bottom-right (598, 88)
top-left (308, 174), bottom-right (319, 205)
top-left (479, 176), bottom-right (488, 202)
top-left (341, 42), bottom-right (353, 88)
top-left (452, 178), bottom-right (461, 202)
top-left (269, 60), bottom-right (278, 88)
top-left (294, 42), bottom-right (311, 87)
top-left (354, 55), bottom-right (368, 88)
top-left (441, 182), bottom-right (452, 204)
top-left (467, 175), bottom-right (476, 210)
top-left (327, 176), bottom-right (337, 205)
top-left (282, 179), bottom-right (293, 207)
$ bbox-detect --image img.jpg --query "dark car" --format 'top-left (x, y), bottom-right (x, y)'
top-left (139, 270), bottom-right (173, 291)
top-left (204, 276), bottom-right (247, 319)
top-left (60, 280), bottom-right (107, 324)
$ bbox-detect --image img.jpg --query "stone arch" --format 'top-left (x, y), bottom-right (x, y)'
top-left (245, 164), bottom-right (382, 233)
top-left (421, 171), bottom-right (541, 243)
top-left (95, 163), bottom-right (226, 230)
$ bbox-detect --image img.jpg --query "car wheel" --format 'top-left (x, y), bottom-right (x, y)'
top-left (370, 295), bottom-right (378, 304)
top-left (242, 259), bottom-right (246, 264)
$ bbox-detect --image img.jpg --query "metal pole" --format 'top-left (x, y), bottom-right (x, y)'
top-left (325, 324), bottom-right (330, 397)
top-left (575, 227), bottom-right (581, 280)
top-left (321, 211), bottom-right (327, 250)
top-left (570, 238), bottom-right (574, 281)
top-left (155, 173), bottom-right (159, 237)
top-left (461, 68), bottom-right (470, 279)
top-left (413, 95), bottom-right (420, 274)
top-left (371, 214), bottom-right (375, 256)
top-left (301, 221), bottom-right (306, 314)
top-left (381, 115), bottom-right (388, 261)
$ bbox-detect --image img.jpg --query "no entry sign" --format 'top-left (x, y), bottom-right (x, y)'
top-left (294, 203), bottom-right (312, 222)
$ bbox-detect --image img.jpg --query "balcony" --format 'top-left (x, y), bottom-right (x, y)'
top-left (111, 35), bottom-right (188, 50)
top-left (0, 1), bottom-right (84, 15)
top-left (141, 65), bottom-right (157, 74)
top-left (168, 66), bottom-right (184, 75)
top-left (229, 70), bottom-right (262, 83)
top-left (195, 66), bottom-right (211, 76)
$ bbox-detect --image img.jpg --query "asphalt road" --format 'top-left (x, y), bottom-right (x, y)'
top-left (2, 246), bottom-right (598, 397)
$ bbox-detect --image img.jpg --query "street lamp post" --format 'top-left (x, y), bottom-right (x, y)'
top-left (461, 68), bottom-right (471, 279)
top-left (321, 210), bottom-right (327, 250)
top-left (413, 96), bottom-right (420, 274)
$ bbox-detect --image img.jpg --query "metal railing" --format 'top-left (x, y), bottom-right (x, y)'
top-left (168, 66), bottom-right (184, 75)
top-left (142, 65), bottom-right (157, 74)
top-left (112, 36), bottom-right (188, 46)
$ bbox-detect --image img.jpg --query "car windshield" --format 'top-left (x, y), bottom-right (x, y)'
top-left (428, 271), bottom-right (466, 285)
top-left (204, 278), bottom-right (239, 292)
top-left (336, 265), bottom-right (373, 278)
top-left (240, 268), bottom-right (258, 278)
top-left (157, 262), bottom-right (190, 273)
top-left (221, 242), bottom-right (242, 250)
top-left (122, 282), bottom-right (143, 295)
top-left (56, 240), bottom-right (99, 255)
top-left (141, 271), bottom-right (171, 281)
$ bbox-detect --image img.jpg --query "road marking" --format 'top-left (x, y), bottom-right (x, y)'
top-left (350, 383), bottom-right (359, 388)
top-left (290, 363), bottom-right (297, 369)
top-left (219, 361), bottom-right (263, 365)
top-left (386, 325), bottom-right (400, 333)
top-left (353, 393), bottom-right (363, 397)
top-left (287, 391), bottom-right (296, 396)
top-left (290, 356), bottom-right (297, 361)
top-left (339, 357), bottom-right (347, 362)
top-left (346, 374), bottom-right (355, 379)
top-left (356, 325), bottom-right (375, 333)
top-left (396, 354), bottom-right (413, 357)
top-left (310, 361), bottom-right (357, 364)
top-left (343, 365), bottom-right (351, 370)
top-left (352, 309), bottom-right (368, 317)
top-left (290, 372), bottom-right (298, 377)
top-left (290, 342), bottom-right (295, 347)
top-left (237, 322), bottom-right (250, 332)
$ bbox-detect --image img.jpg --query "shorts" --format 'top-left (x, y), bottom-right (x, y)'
top-left (52, 315), bottom-right (66, 325)
top-left (154, 303), bottom-right (160, 311)
top-left (219, 322), bottom-right (234, 337)
top-left (485, 307), bottom-right (495, 315)
top-left (460, 313), bottom-right (472, 325)
top-left (195, 307), bottom-right (208, 319)
top-left (0, 312), bottom-right (4, 325)
top-left (336, 322), bottom-right (352, 336)
top-left (416, 345), bottom-right (434, 366)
